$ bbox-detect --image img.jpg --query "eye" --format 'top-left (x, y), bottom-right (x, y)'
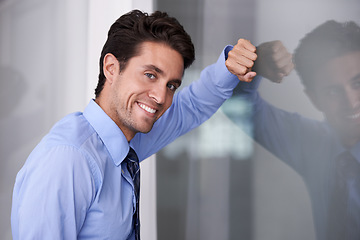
top-left (167, 83), bottom-right (178, 92)
top-left (145, 73), bottom-right (156, 79)
top-left (324, 87), bottom-right (342, 98)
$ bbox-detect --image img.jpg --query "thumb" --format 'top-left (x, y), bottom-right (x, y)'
top-left (240, 71), bottom-right (257, 82)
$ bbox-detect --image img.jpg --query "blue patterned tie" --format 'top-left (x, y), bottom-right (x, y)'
top-left (125, 147), bottom-right (140, 240)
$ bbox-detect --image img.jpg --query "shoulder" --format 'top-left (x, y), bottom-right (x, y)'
top-left (21, 112), bottom-right (104, 185)
top-left (45, 112), bottom-right (95, 148)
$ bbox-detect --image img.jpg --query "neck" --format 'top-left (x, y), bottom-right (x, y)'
top-left (94, 97), bottom-right (136, 142)
top-left (121, 128), bottom-right (136, 142)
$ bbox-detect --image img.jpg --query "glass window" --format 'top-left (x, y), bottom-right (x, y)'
top-left (155, 0), bottom-right (360, 240)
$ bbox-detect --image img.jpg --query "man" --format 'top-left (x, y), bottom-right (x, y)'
top-left (11, 10), bottom-right (256, 239)
top-left (227, 20), bottom-right (360, 239)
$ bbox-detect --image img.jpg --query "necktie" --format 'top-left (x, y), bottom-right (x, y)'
top-left (125, 147), bottom-right (141, 240)
top-left (327, 151), bottom-right (360, 240)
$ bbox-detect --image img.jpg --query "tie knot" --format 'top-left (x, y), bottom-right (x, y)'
top-left (127, 147), bottom-right (139, 163)
top-left (125, 148), bottom-right (140, 180)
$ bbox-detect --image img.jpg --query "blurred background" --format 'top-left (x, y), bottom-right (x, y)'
top-left (0, 0), bottom-right (359, 239)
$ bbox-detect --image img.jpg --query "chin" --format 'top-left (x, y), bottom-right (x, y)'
top-left (137, 124), bottom-right (155, 134)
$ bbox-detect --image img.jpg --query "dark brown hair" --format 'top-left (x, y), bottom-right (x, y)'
top-left (94, 10), bottom-right (195, 97)
top-left (293, 20), bottom-right (360, 89)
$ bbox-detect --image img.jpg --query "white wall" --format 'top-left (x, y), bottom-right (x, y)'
top-left (0, 0), bottom-right (156, 239)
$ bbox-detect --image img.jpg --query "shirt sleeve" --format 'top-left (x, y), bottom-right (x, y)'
top-left (132, 46), bottom-right (239, 160)
top-left (11, 145), bottom-right (95, 240)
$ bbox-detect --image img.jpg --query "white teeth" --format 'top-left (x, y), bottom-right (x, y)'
top-left (347, 112), bottom-right (360, 120)
top-left (138, 103), bottom-right (156, 114)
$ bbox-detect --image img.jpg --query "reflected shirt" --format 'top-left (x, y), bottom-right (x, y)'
top-left (229, 75), bottom-right (360, 240)
top-left (11, 46), bottom-right (239, 240)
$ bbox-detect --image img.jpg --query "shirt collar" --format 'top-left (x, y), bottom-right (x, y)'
top-left (83, 99), bottom-right (129, 166)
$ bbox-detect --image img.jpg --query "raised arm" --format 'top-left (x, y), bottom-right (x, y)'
top-left (133, 39), bottom-right (260, 160)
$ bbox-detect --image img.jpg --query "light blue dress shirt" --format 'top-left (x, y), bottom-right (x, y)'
top-left (228, 75), bottom-right (360, 240)
top-left (11, 46), bottom-right (239, 240)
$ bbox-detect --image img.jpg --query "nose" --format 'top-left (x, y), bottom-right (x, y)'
top-left (148, 84), bottom-right (167, 105)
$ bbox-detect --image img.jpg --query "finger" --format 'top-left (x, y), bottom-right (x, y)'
top-left (271, 65), bottom-right (294, 83)
top-left (233, 39), bottom-right (257, 61)
top-left (226, 58), bottom-right (255, 81)
top-left (236, 56), bottom-right (255, 70)
top-left (225, 59), bottom-right (249, 76)
top-left (238, 71), bottom-right (257, 82)
top-left (276, 53), bottom-right (294, 76)
top-left (233, 46), bottom-right (257, 62)
top-left (237, 38), bottom-right (257, 53)
top-left (276, 53), bottom-right (292, 67)
top-left (282, 60), bottom-right (295, 76)
top-left (226, 51), bottom-right (256, 75)
top-left (270, 40), bottom-right (286, 54)
top-left (228, 49), bottom-right (257, 70)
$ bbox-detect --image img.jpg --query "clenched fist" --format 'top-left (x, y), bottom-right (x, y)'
top-left (225, 39), bottom-right (257, 82)
top-left (253, 40), bottom-right (294, 83)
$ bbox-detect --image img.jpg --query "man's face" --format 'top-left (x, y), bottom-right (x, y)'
top-left (308, 51), bottom-right (360, 146)
top-left (102, 41), bottom-right (184, 141)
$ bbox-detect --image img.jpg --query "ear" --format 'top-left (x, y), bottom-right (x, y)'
top-left (304, 87), bottom-right (323, 112)
top-left (103, 53), bottom-right (120, 84)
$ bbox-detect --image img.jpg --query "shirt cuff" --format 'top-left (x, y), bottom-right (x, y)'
top-left (211, 45), bottom-right (240, 91)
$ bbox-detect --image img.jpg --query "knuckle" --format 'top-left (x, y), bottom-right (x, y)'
top-left (225, 60), bottom-right (231, 70)
top-left (237, 38), bottom-right (247, 45)
top-left (225, 60), bottom-right (231, 69)
top-left (228, 50), bottom-right (235, 58)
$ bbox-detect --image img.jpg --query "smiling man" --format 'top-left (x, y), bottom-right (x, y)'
top-left (11, 10), bottom-right (257, 240)
top-left (96, 41), bottom-right (185, 141)
top-left (227, 20), bottom-right (360, 240)
top-left (306, 50), bottom-right (360, 148)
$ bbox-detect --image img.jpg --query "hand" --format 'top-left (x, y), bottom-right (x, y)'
top-left (253, 40), bottom-right (294, 83)
top-left (226, 39), bottom-right (257, 82)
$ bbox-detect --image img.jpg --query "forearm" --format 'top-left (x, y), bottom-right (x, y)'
top-left (133, 46), bottom-right (239, 160)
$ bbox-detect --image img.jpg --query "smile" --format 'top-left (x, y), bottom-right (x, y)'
top-left (138, 103), bottom-right (156, 114)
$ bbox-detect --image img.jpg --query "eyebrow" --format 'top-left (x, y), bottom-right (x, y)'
top-left (145, 64), bottom-right (164, 75)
